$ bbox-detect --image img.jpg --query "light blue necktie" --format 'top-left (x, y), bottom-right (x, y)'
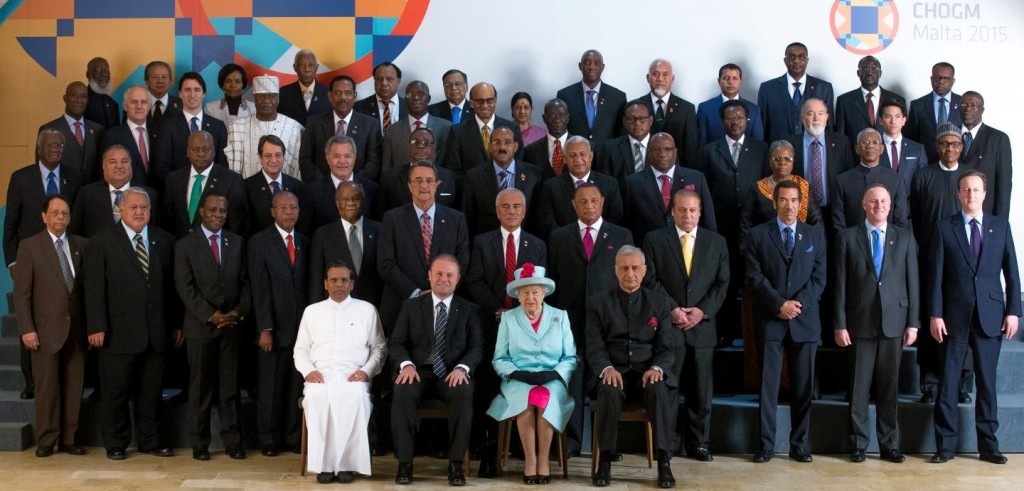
top-left (498, 170), bottom-right (512, 190)
top-left (938, 98), bottom-right (948, 124)
top-left (452, 106), bottom-right (461, 124)
top-left (46, 171), bottom-right (58, 196)
top-left (871, 229), bottom-right (883, 277)
top-left (585, 90), bottom-right (596, 128)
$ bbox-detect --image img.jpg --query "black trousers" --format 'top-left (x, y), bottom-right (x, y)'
top-left (391, 367), bottom-right (474, 463)
top-left (934, 314), bottom-right (1002, 454)
top-left (759, 334), bottom-right (816, 450)
top-left (595, 369), bottom-right (676, 454)
top-left (186, 331), bottom-right (241, 448)
top-left (676, 344), bottom-right (714, 450)
top-left (98, 346), bottom-right (164, 450)
top-left (257, 345), bottom-right (303, 447)
top-left (848, 335), bottom-right (902, 452)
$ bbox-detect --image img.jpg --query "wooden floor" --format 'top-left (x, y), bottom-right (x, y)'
top-left (2, 449), bottom-right (1022, 490)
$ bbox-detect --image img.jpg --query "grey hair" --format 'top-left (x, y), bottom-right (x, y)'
top-left (565, 135), bottom-right (591, 151)
top-left (122, 186), bottom-right (151, 206)
top-left (616, 245), bottom-right (646, 264)
top-left (325, 135), bottom-right (358, 158)
top-left (494, 187), bottom-right (526, 208)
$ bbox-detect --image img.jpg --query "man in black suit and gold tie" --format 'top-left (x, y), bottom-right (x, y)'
top-left (833, 184), bottom-right (918, 464)
top-left (390, 254), bottom-right (482, 486)
top-left (14, 196), bottom-right (87, 457)
top-left (444, 82), bottom-right (524, 174)
top-left (642, 190), bottom-right (729, 462)
top-left (39, 81), bottom-right (103, 182)
top-left (587, 245), bottom-right (678, 488)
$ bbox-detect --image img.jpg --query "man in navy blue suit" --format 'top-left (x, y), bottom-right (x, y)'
top-left (757, 42), bottom-right (834, 143)
top-left (928, 170), bottom-right (1020, 465)
top-left (905, 62), bottom-right (962, 164)
top-left (556, 49), bottom-right (626, 145)
top-left (696, 63), bottom-right (763, 146)
top-left (878, 99), bottom-right (927, 190)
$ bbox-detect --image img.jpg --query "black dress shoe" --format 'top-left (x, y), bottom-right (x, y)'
top-left (980, 451), bottom-right (1007, 464)
top-left (606, 451), bottom-right (623, 462)
top-left (689, 446), bottom-right (714, 462)
top-left (476, 456), bottom-right (496, 478)
top-left (336, 471), bottom-right (354, 483)
top-left (959, 390), bottom-right (973, 404)
top-left (565, 449), bottom-right (581, 459)
top-left (316, 472), bottom-right (335, 484)
top-left (226, 446), bottom-right (246, 460)
top-left (931, 451), bottom-right (954, 463)
top-left (788, 447), bottom-right (813, 463)
top-left (850, 448), bottom-right (866, 463)
top-left (448, 461), bottom-right (466, 486)
top-left (106, 448), bottom-right (127, 460)
top-left (20, 387), bottom-right (34, 400)
top-left (192, 447), bottom-right (210, 461)
top-left (752, 449), bottom-right (774, 463)
top-left (882, 449), bottom-right (905, 463)
top-left (35, 446), bottom-right (53, 457)
top-left (592, 460), bottom-right (611, 487)
top-left (657, 461), bottom-right (676, 488)
top-left (395, 462), bottom-right (413, 485)
top-left (58, 444), bottom-right (86, 455)
top-left (142, 446), bottom-right (174, 457)
top-left (919, 389), bottom-right (936, 404)
top-left (261, 444), bottom-right (279, 457)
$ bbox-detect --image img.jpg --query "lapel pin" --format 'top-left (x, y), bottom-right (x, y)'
top-left (602, 232), bottom-right (608, 239)
top-left (797, 233), bottom-right (803, 241)
top-left (520, 173), bottom-right (526, 181)
top-left (313, 96), bottom-right (318, 102)
top-left (441, 219), bottom-right (446, 224)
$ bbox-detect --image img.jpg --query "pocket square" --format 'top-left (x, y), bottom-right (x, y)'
top-left (906, 157), bottom-right (918, 160)
top-left (684, 184), bottom-right (695, 191)
top-left (805, 245), bottom-right (814, 253)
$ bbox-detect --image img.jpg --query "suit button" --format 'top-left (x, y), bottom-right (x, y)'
top-left (878, 282), bottom-right (882, 287)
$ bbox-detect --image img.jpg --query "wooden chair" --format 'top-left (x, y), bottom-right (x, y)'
top-left (495, 417), bottom-right (568, 478)
top-left (299, 397), bottom-right (307, 476)
top-left (590, 402), bottom-right (653, 478)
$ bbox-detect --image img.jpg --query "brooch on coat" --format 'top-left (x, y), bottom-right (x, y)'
top-left (647, 317), bottom-right (658, 331)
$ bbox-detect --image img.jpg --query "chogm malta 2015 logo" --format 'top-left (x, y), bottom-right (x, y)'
top-left (830, 0), bottom-right (900, 55)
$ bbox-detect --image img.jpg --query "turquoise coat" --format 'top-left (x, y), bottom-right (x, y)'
top-left (486, 304), bottom-right (578, 431)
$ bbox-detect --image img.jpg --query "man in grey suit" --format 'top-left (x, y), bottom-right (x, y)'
top-left (833, 184), bottom-right (918, 464)
top-left (380, 80), bottom-right (451, 175)
top-left (39, 81), bottom-right (103, 182)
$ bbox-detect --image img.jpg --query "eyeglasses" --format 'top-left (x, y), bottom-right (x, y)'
top-left (858, 67), bottom-right (881, 74)
top-left (409, 139), bottom-right (435, 147)
top-left (42, 143), bottom-right (64, 149)
top-left (472, 97), bottom-right (497, 105)
top-left (405, 91), bottom-right (428, 100)
top-left (937, 141), bottom-right (962, 149)
top-left (771, 156), bottom-right (795, 163)
top-left (443, 81), bottom-right (466, 89)
top-left (624, 116), bottom-right (651, 124)
top-left (410, 178), bottom-right (438, 185)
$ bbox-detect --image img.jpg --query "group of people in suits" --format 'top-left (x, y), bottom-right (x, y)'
top-left (5, 40), bottom-right (1019, 486)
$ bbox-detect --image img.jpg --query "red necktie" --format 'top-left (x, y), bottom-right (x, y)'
top-left (421, 212), bottom-right (433, 262)
top-left (658, 174), bottom-right (671, 209)
top-left (74, 121), bottom-right (84, 146)
top-left (286, 233), bottom-right (295, 265)
top-left (583, 226), bottom-right (594, 260)
top-left (415, 120), bottom-right (423, 130)
top-left (551, 139), bottom-right (564, 175)
top-left (136, 126), bottom-right (149, 171)
top-left (866, 93), bottom-right (875, 127)
top-left (504, 232), bottom-right (516, 308)
top-left (210, 233), bottom-right (221, 265)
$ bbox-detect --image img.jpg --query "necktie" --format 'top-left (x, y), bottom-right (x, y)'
top-left (73, 121), bottom-right (84, 146)
top-left (54, 238), bottom-right (74, 293)
top-left (585, 90), bottom-right (597, 128)
top-left (938, 97), bottom-right (948, 124)
top-left (792, 82), bottom-right (803, 108)
top-left (349, 225), bottom-right (362, 274)
top-left (866, 92), bottom-right (875, 127)
top-left (681, 233), bottom-right (693, 275)
top-left (551, 139), bottom-right (564, 175)
top-left (269, 181), bottom-right (281, 195)
top-left (188, 174), bottom-right (205, 223)
top-left (731, 141), bottom-right (741, 165)
top-left (432, 302), bottom-right (449, 378)
top-left (421, 212), bottom-right (433, 262)
top-left (970, 218), bottom-right (982, 265)
top-left (336, 119), bottom-right (346, 136)
top-left (498, 170), bottom-right (512, 190)
top-left (381, 99), bottom-right (392, 132)
top-left (154, 100), bottom-right (163, 117)
top-left (504, 233), bottom-right (516, 309)
top-left (633, 141), bottom-right (644, 172)
top-left (575, 179), bottom-right (585, 188)
top-left (286, 233), bottom-right (296, 265)
top-left (890, 141), bottom-right (900, 173)
top-left (582, 226), bottom-right (594, 260)
top-left (655, 99), bottom-right (665, 121)
top-left (481, 124), bottom-right (491, 154)
top-left (210, 233), bottom-right (221, 265)
top-left (871, 229), bottom-right (883, 277)
top-left (784, 226), bottom-right (795, 257)
top-left (809, 139), bottom-right (824, 205)
top-left (963, 132), bottom-right (973, 157)
top-left (46, 172), bottom-right (58, 196)
top-left (303, 88), bottom-right (312, 109)
top-left (113, 190), bottom-right (123, 222)
top-left (452, 106), bottom-right (461, 124)
top-left (658, 174), bottom-right (671, 209)
top-left (136, 126), bottom-right (149, 171)
top-left (134, 233), bottom-right (149, 278)
top-left (414, 120), bottom-right (423, 130)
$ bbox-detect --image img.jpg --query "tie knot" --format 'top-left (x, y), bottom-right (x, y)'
top-left (585, 226), bottom-right (593, 234)
top-left (48, 171), bottom-right (56, 181)
top-left (575, 179), bottom-right (585, 188)
top-left (656, 99), bottom-right (664, 106)
top-left (970, 218), bottom-right (979, 227)
top-left (866, 92), bottom-right (873, 100)
top-left (785, 226), bottom-right (793, 236)
top-left (634, 142), bottom-right (642, 150)
top-left (286, 233), bottom-right (293, 241)
top-left (194, 174), bottom-right (204, 183)
top-left (56, 237), bottom-right (63, 247)
top-left (422, 212), bottom-right (430, 221)
top-left (872, 229), bottom-right (880, 238)
top-left (659, 174), bottom-right (670, 183)
top-left (380, 99), bottom-right (388, 106)
top-left (134, 233), bottom-right (144, 243)
top-left (587, 90), bottom-right (595, 96)
top-left (793, 82), bottom-right (801, 88)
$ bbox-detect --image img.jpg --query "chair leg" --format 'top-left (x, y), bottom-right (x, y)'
top-left (645, 421), bottom-right (654, 469)
top-left (300, 411), bottom-right (308, 476)
top-left (463, 449), bottom-right (471, 477)
top-left (591, 412), bottom-right (599, 479)
top-left (558, 433), bottom-right (568, 479)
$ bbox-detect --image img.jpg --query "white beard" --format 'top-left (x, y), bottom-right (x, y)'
top-left (805, 124), bottom-right (826, 137)
top-left (89, 80), bottom-right (112, 96)
top-left (652, 87), bottom-right (669, 98)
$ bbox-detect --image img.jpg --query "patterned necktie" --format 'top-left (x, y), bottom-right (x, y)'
top-left (890, 141), bottom-right (900, 173)
top-left (381, 99), bottom-right (392, 132)
top-left (655, 99), bottom-right (665, 121)
top-left (46, 172), bottom-right (58, 196)
top-left (54, 238), bottom-right (73, 293)
top-left (113, 190), bottom-right (123, 222)
top-left (658, 174), bottom-right (671, 209)
top-left (575, 179), bottom-right (585, 188)
top-left (210, 233), bottom-right (221, 265)
top-left (792, 82), bottom-right (803, 108)
top-left (188, 174), bottom-right (205, 223)
top-left (504, 233), bottom-right (516, 309)
top-left (866, 92), bottom-right (875, 127)
top-left (585, 90), bottom-right (597, 128)
top-left (871, 229), bottom-right (883, 277)
top-left (421, 212), bottom-right (433, 262)
top-left (349, 225), bottom-right (362, 274)
top-left (481, 124), bottom-right (491, 154)
top-left (498, 170), bottom-right (512, 190)
top-left (136, 126), bottom-right (149, 171)
top-left (551, 139), bottom-right (564, 175)
top-left (190, 116), bottom-right (199, 133)
top-left (784, 226), bottom-right (795, 257)
top-left (303, 88), bottom-right (312, 110)
top-left (731, 141), bottom-right (741, 165)
top-left (633, 141), bottom-right (644, 173)
top-left (286, 233), bottom-right (296, 265)
top-left (938, 97), bottom-right (948, 124)
top-left (134, 233), bottom-right (149, 278)
top-left (269, 181), bottom-right (281, 195)
top-left (582, 226), bottom-right (594, 260)
top-left (970, 219), bottom-right (982, 265)
top-left (963, 132), bottom-right (973, 157)
top-left (452, 106), bottom-right (461, 124)
top-left (809, 139), bottom-right (824, 205)
top-left (73, 121), bottom-right (84, 146)
top-left (681, 232), bottom-right (693, 275)
top-left (432, 302), bottom-right (448, 378)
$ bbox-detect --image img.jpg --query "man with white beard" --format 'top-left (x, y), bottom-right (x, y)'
top-left (85, 57), bottom-right (121, 129)
top-left (786, 97), bottom-right (853, 234)
top-left (294, 262), bottom-right (387, 484)
top-left (636, 59), bottom-right (700, 168)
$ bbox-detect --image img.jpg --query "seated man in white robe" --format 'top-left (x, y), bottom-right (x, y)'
top-left (294, 261), bottom-right (387, 484)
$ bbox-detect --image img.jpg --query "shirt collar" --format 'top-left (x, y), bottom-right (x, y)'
top-left (413, 202), bottom-right (437, 218)
top-left (262, 170), bottom-right (281, 185)
top-left (107, 181), bottom-right (130, 193)
top-left (122, 222), bottom-right (148, 243)
top-left (200, 224), bottom-right (221, 240)
top-left (274, 223), bottom-right (294, 240)
top-left (182, 109), bottom-right (203, 122)
top-left (500, 227), bottom-right (520, 245)
top-left (582, 80), bottom-right (602, 93)
top-left (865, 219), bottom-right (887, 234)
top-left (726, 134), bottom-right (745, 147)
top-left (882, 133), bottom-right (902, 146)
top-left (47, 230), bottom-right (67, 244)
top-left (786, 73), bottom-right (807, 87)
top-left (63, 113), bottom-right (83, 127)
top-left (341, 216), bottom-right (364, 233)
top-left (675, 225), bottom-right (697, 239)
top-left (493, 159), bottom-right (516, 176)
top-left (475, 114), bottom-right (495, 128)
top-left (38, 162), bottom-right (60, 177)
top-left (189, 165), bottom-right (213, 179)
top-left (776, 217), bottom-right (797, 231)
top-left (569, 171), bottom-right (591, 182)
top-left (579, 217), bottom-right (603, 232)
top-left (432, 293), bottom-right (453, 310)
top-left (629, 134), bottom-right (651, 147)
top-left (860, 86), bottom-right (881, 101)
top-left (963, 211), bottom-right (983, 226)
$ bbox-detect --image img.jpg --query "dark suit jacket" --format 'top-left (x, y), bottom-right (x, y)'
top-left (556, 81), bottom-right (626, 143)
top-left (788, 130), bottom-right (855, 208)
top-left (145, 95), bottom-right (183, 141)
top-left (299, 110), bottom-right (382, 182)
top-left (308, 218), bottom-right (382, 306)
top-left (84, 224), bottom-right (179, 354)
top-left (354, 94), bottom-right (408, 132)
top-left (70, 181), bottom-right (160, 238)
top-left (696, 95), bottom-right (764, 146)
top-left (905, 92), bottom-right (962, 163)
top-left (758, 74), bottom-right (835, 142)
top-left (277, 80), bottom-right (331, 127)
top-left (461, 161), bottom-right (544, 237)
top-left (4, 164), bottom-right (82, 266)
top-left (85, 87), bottom-right (121, 129)
top-left (585, 287), bottom-right (677, 388)
top-left (699, 137), bottom-right (770, 242)
top-left (880, 137), bottom-right (927, 190)
top-left (242, 172), bottom-right (304, 237)
top-left (14, 231), bottom-right (87, 353)
top-left (833, 223), bottom-right (919, 338)
top-left (595, 134), bottom-right (644, 186)
top-left (534, 171), bottom-right (623, 239)
top-left (151, 112), bottom-right (228, 186)
top-left (928, 213), bottom-right (1021, 338)
top-left (833, 86), bottom-right (905, 153)
top-left (832, 164), bottom-right (910, 231)
top-left (378, 116), bottom-right (452, 178)
top-left (745, 220), bottom-right (826, 342)
top-left (388, 294), bottom-right (484, 375)
top-left (101, 123), bottom-right (154, 186)
top-left (248, 225), bottom-right (308, 348)
top-left (163, 165), bottom-right (247, 238)
top-left (623, 165), bottom-right (717, 243)
top-left (443, 116), bottom-right (523, 174)
top-left (174, 227), bottom-right (251, 339)
top-left (642, 226), bottom-right (730, 348)
top-left (428, 100), bottom-right (474, 123)
top-left (641, 93), bottom-right (700, 167)
top-left (40, 116), bottom-right (103, 183)
top-left (465, 229), bottom-right (548, 314)
top-left (547, 220), bottom-right (633, 333)
top-left (295, 174), bottom-right (377, 236)
top-left (372, 164), bottom-right (461, 219)
top-left (522, 136), bottom-right (565, 179)
top-left (961, 123), bottom-right (1012, 218)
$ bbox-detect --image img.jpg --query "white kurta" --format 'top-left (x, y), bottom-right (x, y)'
top-left (226, 113), bottom-right (303, 178)
top-left (294, 297), bottom-right (387, 475)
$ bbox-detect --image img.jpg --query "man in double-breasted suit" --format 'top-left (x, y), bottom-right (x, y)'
top-left (163, 131), bottom-right (247, 238)
top-left (39, 82), bottom-right (103, 183)
top-left (389, 254), bottom-right (483, 486)
top-left (928, 170), bottom-right (1021, 465)
top-left (85, 187), bottom-right (180, 460)
top-left (534, 136), bottom-right (623, 239)
top-left (247, 191), bottom-right (308, 456)
top-left (378, 80), bottom-right (451, 177)
top-left (276, 50), bottom-right (331, 127)
top-left (556, 50), bottom-right (626, 145)
top-left (548, 183), bottom-right (633, 456)
top-left (642, 190), bottom-right (729, 462)
top-left (151, 72), bottom-right (229, 189)
top-left (242, 135), bottom-right (304, 237)
top-left (308, 181), bottom-right (382, 307)
top-left (833, 184), bottom-right (918, 463)
top-left (745, 180), bottom-right (826, 464)
top-left (757, 42), bottom-right (835, 142)
top-left (299, 75), bottom-right (382, 182)
top-left (14, 196), bottom-right (88, 457)
top-left (833, 56), bottom-right (905, 156)
top-left (461, 126), bottom-right (544, 237)
top-left (174, 191), bottom-right (250, 460)
top-left (443, 82), bottom-right (523, 174)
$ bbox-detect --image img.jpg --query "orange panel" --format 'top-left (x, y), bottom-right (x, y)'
top-left (8, 0), bottom-right (74, 19)
top-left (355, 0), bottom-right (408, 17)
top-left (200, 0), bottom-right (253, 18)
